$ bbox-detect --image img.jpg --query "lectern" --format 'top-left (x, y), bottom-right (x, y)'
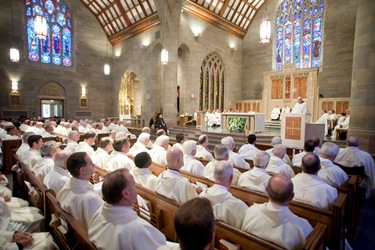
top-left (281, 113), bottom-right (324, 149)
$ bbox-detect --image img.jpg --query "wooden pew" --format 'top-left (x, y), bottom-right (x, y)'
top-left (215, 221), bottom-right (327, 250)
top-left (2, 139), bottom-right (22, 174)
top-left (44, 190), bottom-right (96, 250)
top-left (178, 170), bottom-right (345, 250)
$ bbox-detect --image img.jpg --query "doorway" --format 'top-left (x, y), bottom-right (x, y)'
top-left (41, 99), bottom-right (64, 118)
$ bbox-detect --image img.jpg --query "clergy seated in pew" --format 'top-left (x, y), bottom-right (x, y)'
top-left (56, 152), bottom-right (104, 231)
top-left (127, 132), bottom-right (150, 158)
top-left (202, 144), bottom-right (241, 185)
top-left (90, 136), bottom-right (113, 169)
top-left (63, 131), bottom-right (80, 154)
top-left (199, 161), bottom-right (248, 229)
top-left (291, 140), bottom-right (315, 167)
top-left (238, 151), bottom-right (272, 193)
top-left (263, 136), bottom-right (292, 165)
top-left (105, 137), bottom-right (135, 172)
top-left (195, 134), bottom-right (214, 162)
top-left (149, 135), bottom-right (169, 166)
top-left (221, 136), bottom-right (250, 170)
top-left (241, 174), bottom-right (314, 250)
top-left (89, 168), bottom-right (167, 250)
top-left (44, 190), bottom-right (96, 250)
top-left (238, 134), bottom-right (261, 161)
top-left (16, 132), bottom-right (34, 162)
top-left (32, 141), bottom-right (60, 182)
top-left (23, 135), bottom-right (44, 169)
top-left (130, 151), bottom-right (159, 190)
top-left (181, 140), bottom-right (205, 176)
top-left (154, 148), bottom-right (199, 204)
top-left (266, 144), bottom-right (295, 178)
top-left (43, 151), bottom-right (72, 194)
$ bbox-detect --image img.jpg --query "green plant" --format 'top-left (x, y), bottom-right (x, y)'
top-left (228, 117), bottom-right (246, 132)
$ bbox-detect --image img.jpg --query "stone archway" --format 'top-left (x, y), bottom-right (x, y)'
top-left (119, 72), bottom-right (139, 119)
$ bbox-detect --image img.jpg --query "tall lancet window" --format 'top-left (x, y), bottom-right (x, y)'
top-left (26, 0), bottom-right (72, 66)
top-left (199, 53), bottom-right (225, 111)
top-left (275, 0), bottom-right (324, 71)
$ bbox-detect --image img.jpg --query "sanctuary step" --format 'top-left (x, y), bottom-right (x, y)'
top-left (265, 120), bottom-right (281, 130)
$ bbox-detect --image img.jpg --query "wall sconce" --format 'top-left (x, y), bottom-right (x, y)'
top-left (11, 81), bottom-right (19, 92)
top-left (229, 46), bottom-right (237, 52)
top-left (190, 93), bottom-right (195, 99)
top-left (140, 44), bottom-right (148, 50)
top-left (81, 86), bottom-right (86, 96)
top-left (194, 33), bottom-right (202, 42)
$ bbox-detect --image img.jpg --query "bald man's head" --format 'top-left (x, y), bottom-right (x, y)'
top-left (346, 135), bottom-right (359, 147)
top-left (266, 174), bottom-right (294, 205)
top-left (166, 148), bottom-right (184, 170)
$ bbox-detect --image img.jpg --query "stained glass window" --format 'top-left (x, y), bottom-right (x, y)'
top-left (199, 53), bottom-right (225, 111)
top-left (275, 0), bottom-right (324, 71)
top-left (26, 0), bottom-right (72, 66)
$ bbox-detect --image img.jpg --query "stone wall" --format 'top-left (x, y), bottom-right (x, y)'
top-left (0, 0), bottom-right (113, 120)
top-left (242, 0), bottom-right (357, 100)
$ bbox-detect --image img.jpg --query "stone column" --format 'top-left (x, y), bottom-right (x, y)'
top-left (349, 0), bottom-right (375, 155)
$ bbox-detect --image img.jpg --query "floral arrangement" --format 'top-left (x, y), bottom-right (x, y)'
top-left (227, 117), bottom-right (246, 132)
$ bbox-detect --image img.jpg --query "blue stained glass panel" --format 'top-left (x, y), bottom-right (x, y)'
top-left (26, 7), bottom-right (32, 16)
top-left (62, 28), bottom-right (71, 66)
top-left (295, 0), bottom-right (302, 10)
top-left (45, 0), bottom-right (54, 14)
top-left (40, 26), bottom-right (51, 63)
top-left (52, 24), bottom-right (61, 65)
top-left (293, 21), bottom-right (302, 66)
top-left (281, 1), bottom-right (288, 13)
top-left (27, 18), bottom-right (39, 61)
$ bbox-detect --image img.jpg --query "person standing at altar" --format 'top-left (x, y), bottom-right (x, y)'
top-left (292, 97), bottom-right (310, 114)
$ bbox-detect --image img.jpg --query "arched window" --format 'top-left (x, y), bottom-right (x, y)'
top-left (26, 0), bottom-right (72, 66)
top-left (275, 0), bottom-right (324, 71)
top-left (199, 53), bottom-right (225, 111)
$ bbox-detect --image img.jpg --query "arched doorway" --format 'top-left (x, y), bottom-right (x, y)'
top-left (119, 72), bottom-right (140, 119)
top-left (38, 81), bottom-right (66, 118)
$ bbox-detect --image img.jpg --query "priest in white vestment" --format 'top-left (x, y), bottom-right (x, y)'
top-left (89, 169), bottom-right (166, 250)
top-left (127, 133), bottom-right (150, 157)
top-left (238, 151), bottom-right (272, 193)
top-left (23, 135), bottom-right (44, 169)
top-left (241, 174), bottom-right (313, 250)
top-left (266, 144), bottom-right (295, 178)
top-left (199, 161), bottom-right (248, 229)
top-left (292, 153), bottom-right (338, 210)
top-left (270, 105), bottom-right (281, 120)
top-left (91, 137), bottom-right (113, 168)
top-left (32, 140), bottom-right (60, 181)
top-left (149, 135), bottom-right (169, 166)
top-left (130, 152), bottom-right (159, 190)
top-left (332, 109), bottom-right (350, 139)
top-left (63, 131), bottom-right (80, 154)
top-left (318, 142), bottom-right (348, 187)
top-left (57, 152), bottom-right (104, 231)
top-left (238, 134), bottom-right (260, 161)
top-left (291, 96), bottom-right (310, 114)
top-left (75, 132), bottom-right (96, 156)
top-left (334, 136), bottom-right (375, 194)
top-left (265, 136), bottom-right (292, 165)
top-left (44, 151), bottom-right (72, 194)
top-left (16, 132), bottom-right (34, 162)
top-left (155, 148), bottom-right (198, 204)
top-left (203, 144), bottom-right (241, 186)
top-left (0, 200), bottom-right (56, 250)
top-left (181, 140), bottom-right (205, 175)
top-left (221, 136), bottom-right (250, 169)
top-left (105, 137), bottom-right (135, 172)
top-left (291, 139), bottom-right (315, 167)
top-left (315, 110), bottom-right (330, 136)
top-left (195, 134), bottom-right (214, 161)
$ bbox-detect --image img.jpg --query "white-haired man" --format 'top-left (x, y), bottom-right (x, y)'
top-left (238, 151), bottom-right (272, 193)
top-left (149, 135), bottom-right (169, 166)
top-left (266, 144), bottom-right (295, 178)
top-left (221, 136), bottom-right (250, 169)
top-left (128, 132), bottom-right (150, 157)
top-left (318, 142), bottom-right (348, 187)
top-left (33, 140), bottom-right (60, 181)
top-left (44, 150), bottom-right (72, 194)
top-left (265, 136), bottom-right (291, 165)
top-left (199, 161), bottom-right (248, 229)
top-left (64, 130), bottom-right (80, 153)
top-left (181, 140), bottom-right (205, 175)
top-left (195, 134), bottom-right (214, 161)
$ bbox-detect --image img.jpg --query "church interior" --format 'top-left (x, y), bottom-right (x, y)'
top-left (1, 0), bottom-right (375, 249)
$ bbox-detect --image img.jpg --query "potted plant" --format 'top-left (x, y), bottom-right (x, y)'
top-left (227, 117), bottom-right (246, 132)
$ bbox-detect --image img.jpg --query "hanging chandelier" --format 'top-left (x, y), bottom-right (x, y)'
top-left (34, 15), bottom-right (48, 39)
top-left (9, 1), bottom-right (19, 63)
top-left (260, 8), bottom-right (271, 44)
top-left (161, 44), bottom-right (168, 65)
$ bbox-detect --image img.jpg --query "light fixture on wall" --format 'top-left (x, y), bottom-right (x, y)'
top-left (104, 40), bottom-right (110, 75)
top-left (161, 43), bottom-right (168, 65)
top-left (260, 8), bottom-right (271, 44)
top-left (9, 1), bottom-right (19, 63)
top-left (81, 86), bottom-right (86, 96)
top-left (11, 81), bottom-right (19, 92)
top-left (34, 15), bottom-right (48, 40)
top-left (194, 32), bottom-right (202, 42)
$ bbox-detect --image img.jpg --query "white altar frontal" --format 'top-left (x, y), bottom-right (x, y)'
top-left (281, 113), bottom-right (324, 149)
top-left (221, 113), bottom-right (265, 133)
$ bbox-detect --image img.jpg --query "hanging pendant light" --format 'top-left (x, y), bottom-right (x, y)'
top-left (260, 8), bottom-right (271, 44)
top-left (10, 43), bottom-right (20, 63)
top-left (104, 40), bottom-right (110, 75)
top-left (161, 44), bottom-right (168, 65)
top-left (9, 1), bottom-right (19, 63)
top-left (34, 15), bottom-right (48, 39)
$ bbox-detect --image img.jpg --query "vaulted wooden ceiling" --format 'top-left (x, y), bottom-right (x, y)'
top-left (79, 0), bottom-right (267, 45)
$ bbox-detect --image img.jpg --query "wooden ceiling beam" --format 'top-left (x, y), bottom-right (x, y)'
top-left (219, 0), bottom-right (230, 16)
